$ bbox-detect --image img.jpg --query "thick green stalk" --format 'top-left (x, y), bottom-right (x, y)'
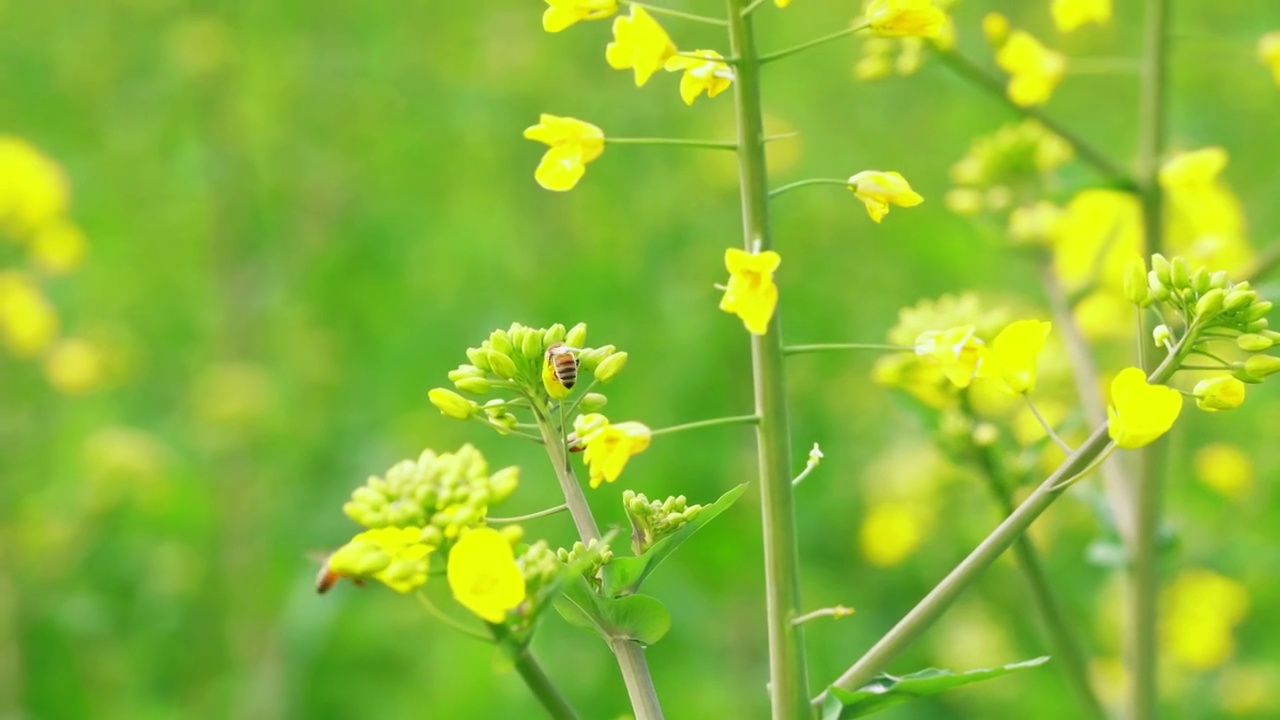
top-left (1132, 1), bottom-right (1170, 718)
top-left (724, 2), bottom-right (811, 718)
top-left (532, 404), bottom-right (664, 720)
top-left (819, 350), bottom-right (1185, 701)
top-left (512, 649), bottom-right (582, 720)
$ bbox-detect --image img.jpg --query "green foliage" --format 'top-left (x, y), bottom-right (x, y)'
top-left (819, 657), bottom-right (1051, 719)
top-left (554, 573), bottom-right (672, 647)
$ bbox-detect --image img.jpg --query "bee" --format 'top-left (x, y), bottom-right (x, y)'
top-left (312, 552), bottom-right (364, 594)
top-left (545, 342), bottom-right (580, 390)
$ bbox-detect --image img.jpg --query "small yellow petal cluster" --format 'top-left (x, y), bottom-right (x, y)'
top-left (664, 50), bottom-right (735, 106)
top-left (1106, 367), bottom-right (1182, 449)
top-left (1051, 0), bottom-right (1111, 33)
top-left (995, 31), bottom-right (1066, 107)
top-left (1163, 569), bottom-right (1250, 671)
top-left (574, 413), bottom-right (652, 488)
top-left (542, 0), bottom-right (618, 33)
top-left (1259, 32), bottom-right (1280, 86)
top-left (914, 325), bottom-right (983, 389)
top-left (328, 526), bottom-right (436, 594)
top-left (865, 0), bottom-right (946, 39)
top-left (524, 114), bottom-right (605, 192)
top-left (1193, 375), bottom-right (1246, 412)
top-left (0, 136), bottom-right (69, 237)
top-left (719, 248), bottom-right (780, 335)
top-left (1193, 442), bottom-right (1253, 500)
top-left (976, 319), bottom-right (1051, 394)
top-left (0, 271), bottom-right (59, 357)
top-left (447, 527), bottom-right (527, 623)
top-left (859, 501), bottom-right (930, 567)
top-left (44, 338), bottom-right (107, 395)
top-left (847, 170), bottom-right (923, 223)
top-left (606, 6), bottom-right (677, 87)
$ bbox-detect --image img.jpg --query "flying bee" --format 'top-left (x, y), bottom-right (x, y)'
top-left (311, 552), bottom-right (364, 594)
top-left (545, 342), bottom-right (581, 390)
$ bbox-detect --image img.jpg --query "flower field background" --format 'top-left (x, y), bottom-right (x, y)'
top-left (3, 1), bottom-right (1280, 719)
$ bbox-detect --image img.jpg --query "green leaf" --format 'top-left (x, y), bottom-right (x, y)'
top-left (553, 573), bottom-right (671, 646)
top-left (603, 483), bottom-right (747, 597)
top-left (820, 657), bottom-right (1050, 720)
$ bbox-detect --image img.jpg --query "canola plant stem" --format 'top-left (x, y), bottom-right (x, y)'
top-left (649, 413), bottom-right (759, 437)
top-left (759, 23), bottom-right (868, 65)
top-left (512, 649), bottom-right (582, 720)
top-left (726, 1), bottom-right (812, 717)
top-left (768, 178), bottom-right (851, 200)
top-left (531, 403), bottom-right (665, 720)
top-left (604, 137), bottom-right (738, 151)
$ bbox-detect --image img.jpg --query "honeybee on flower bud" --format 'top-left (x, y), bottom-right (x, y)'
top-left (545, 342), bottom-right (581, 390)
top-left (312, 553), bottom-right (364, 594)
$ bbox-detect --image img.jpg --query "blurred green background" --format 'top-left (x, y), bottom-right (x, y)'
top-left (4, 0), bottom-right (1280, 718)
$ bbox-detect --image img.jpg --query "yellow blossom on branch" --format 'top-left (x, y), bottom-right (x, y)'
top-left (523, 114), bottom-right (605, 192)
top-left (605, 6), bottom-right (676, 87)
top-left (664, 50), bottom-right (735, 105)
top-left (574, 413), bottom-right (651, 488)
top-left (977, 319), bottom-right (1051, 394)
top-left (1259, 32), bottom-right (1280, 85)
top-left (447, 527), bottom-right (527, 623)
top-left (1051, 0), bottom-right (1111, 33)
top-left (848, 170), bottom-right (924, 223)
top-left (914, 325), bottom-right (982, 389)
top-left (1194, 376), bottom-right (1246, 412)
top-left (995, 31), bottom-right (1066, 107)
top-left (542, 0), bottom-right (618, 33)
top-left (719, 247), bottom-right (780, 335)
top-left (328, 526), bottom-right (435, 594)
top-left (1159, 146), bottom-right (1227, 192)
top-left (1106, 367), bottom-right (1182, 449)
top-left (865, 0), bottom-right (946, 39)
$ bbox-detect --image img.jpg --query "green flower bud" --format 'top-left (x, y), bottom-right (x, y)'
top-left (429, 388), bottom-right (477, 419)
top-left (454, 376), bottom-right (491, 395)
top-left (972, 422), bottom-right (999, 447)
top-left (1246, 318), bottom-right (1269, 333)
top-left (1170, 256), bottom-right (1192, 289)
top-left (1237, 333), bottom-right (1274, 352)
top-left (593, 351), bottom-right (629, 383)
top-left (421, 525), bottom-right (444, 547)
top-left (352, 486), bottom-right (385, 507)
top-left (1194, 376), bottom-right (1246, 412)
top-left (354, 551), bottom-right (391, 575)
top-left (342, 501), bottom-right (376, 526)
top-left (578, 392), bottom-right (608, 413)
top-left (489, 330), bottom-right (514, 357)
top-left (1244, 354), bottom-right (1280, 380)
top-left (1153, 324), bottom-right (1173, 348)
top-left (1223, 289), bottom-right (1257, 312)
top-left (1210, 270), bottom-right (1229, 290)
top-left (466, 347), bottom-right (491, 372)
top-left (521, 326), bottom-right (544, 360)
top-left (498, 524), bottom-right (523, 546)
top-left (1149, 272), bottom-right (1171, 301)
top-left (1124, 257), bottom-right (1151, 306)
top-left (1195, 288), bottom-right (1225, 319)
top-left (544, 323), bottom-right (567, 347)
top-left (1243, 301), bottom-right (1273, 323)
top-left (487, 350), bottom-right (518, 380)
top-left (448, 364), bottom-right (485, 382)
top-left (565, 322), bottom-right (588, 349)
top-left (1151, 253), bottom-right (1172, 286)
top-left (1191, 266), bottom-right (1211, 295)
top-left (579, 344), bottom-right (616, 372)
top-left (489, 466), bottom-right (520, 504)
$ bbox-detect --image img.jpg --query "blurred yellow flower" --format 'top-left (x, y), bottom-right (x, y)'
top-left (847, 170), bottom-right (923, 223)
top-left (865, 0), bottom-right (946, 39)
top-left (719, 247), bottom-right (780, 335)
top-left (995, 31), bottom-right (1066, 107)
top-left (982, 13), bottom-right (1009, 45)
top-left (447, 527), bottom-right (527, 623)
top-left (0, 271), bottom-right (59, 357)
top-left (976, 319), bottom-right (1050, 394)
top-left (1217, 664), bottom-right (1280, 717)
top-left (872, 353), bottom-right (956, 409)
top-left (1163, 568), bottom-right (1249, 671)
top-left (664, 50), bottom-right (735, 105)
top-left (0, 136), bottom-right (69, 237)
top-left (1073, 290), bottom-right (1134, 341)
top-left (1258, 32), bottom-right (1280, 85)
top-left (1193, 442), bottom-right (1253, 499)
top-left (914, 324), bottom-right (982, 389)
top-left (605, 6), bottom-right (676, 87)
top-left (523, 114), bottom-right (605, 192)
top-left (542, 0), bottom-right (617, 33)
top-left (1106, 367), bottom-right (1182, 449)
top-left (1007, 201), bottom-right (1062, 245)
top-left (859, 501), bottom-right (929, 566)
top-left (28, 219), bottom-right (87, 275)
top-left (1051, 0), bottom-right (1111, 32)
top-left (1159, 146), bottom-right (1228, 191)
top-left (1194, 376), bottom-right (1246, 412)
top-left (44, 338), bottom-right (106, 395)
top-left (1159, 148), bottom-right (1253, 273)
top-left (776, 0), bottom-right (792, 6)
top-left (329, 526), bottom-right (435, 594)
top-left (1052, 189), bottom-right (1142, 294)
top-left (574, 413), bottom-right (651, 488)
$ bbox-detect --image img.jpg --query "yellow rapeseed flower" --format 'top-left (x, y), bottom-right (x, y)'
top-left (29, 218), bottom-right (87, 275)
top-left (719, 247), bottom-right (780, 335)
top-left (574, 413), bottom-right (651, 488)
top-left (847, 170), bottom-right (924, 223)
top-left (1159, 146), bottom-right (1227, 192)
top-left (977, 319), bottom-right (1051, 394)
top-left (1194, 375), bottom-right (1246, 412)
top-left (328, 526), bottom-right (435, 594)
top-left (1051, 0), bottom-right (1111, 33)
top-left (664, 50), bottom-right (735, 105)
top-left (523, 114), bottom-right (605, 192)
top-left (0, 136), bottom-right (69, 237)
top-left (914, 324), bottom-right (983, 389)
top-left (605, 6), bottom-right (676, 87)
top-left (1106, 367), bottom-right (1182, 449)
top-left (865, 0), bottom-right (946, 39)
top-left (1259, 32), bottom-right (1280, 85)
top-left (542, 0), bottom-right (618, 33)
top-left (447, 527), bottom-right (527, 623)
top-left (1193, 442), bottom-right (1253, 499)
top-left (859, 501), bottom-right (929, 567)
top-left (982, 13), bottom-right (1010, 45)
top-left (0, 271), bottom-right (59, 357)
top-left (1163, 568), bottom-right (1249, 671)
top-left (995, 31), bottom-right (1066, 107)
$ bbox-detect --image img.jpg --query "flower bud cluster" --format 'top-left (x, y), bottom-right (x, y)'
top-left (518, 540), bottom-right (563, 602)
top-left (945, 120), bottom-right (1073, 217)
top-left (342, 444), bottom-right (519, 538)
top-left (623, 490), bottom-right (703, 555)
top-left (557, 538), bottom-right (615, 590)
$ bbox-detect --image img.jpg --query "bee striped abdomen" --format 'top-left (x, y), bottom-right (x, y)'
top-left (546, 343), bottom-right (579, 389)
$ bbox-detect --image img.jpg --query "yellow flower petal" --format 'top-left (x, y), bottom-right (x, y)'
top-left (605, 6), bottom-right (677, 87)
top-left (996, 31), bottom-right (1065, 107)
top-left (1051, 0), bottom-right (1111, 32)
top-left (1193, 375), bottom-right (1246, 412)
top-left (665, 50), bottom-right (734, 106)
top-left (1106, 367), bottom-right (1182, 449)
top-left (865, 0), bottom-right (946, 39)
top-left (542, 0), bottom-right (618, 32)
top-left (579, 418), bottom-right (651, 488)
top-left (719, 248), bottom-right (780, 335)
top-left (447, 528), bottom-right (527, 623)
top-left (524, 115), bottom-right (605, 191)
top-left (978, 319), bottom-right (1051, 394)
top-left (848, 170), bottom-right (924, 223)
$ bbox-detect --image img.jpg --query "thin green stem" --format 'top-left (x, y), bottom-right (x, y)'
top-left (563, 379), bottom-right (599, 421)
top-left (783, 342), bottom-right (909, 355)
top-left (741, 0), bottom-right (769, 16)
top-left (619, 0), bottom-right (728, 25)
top-left (1132, 2), bottom-right (1170, 718)
top-left (726, 1), bottom-right (811, 718)
top-left (530, 403), bottom-right (664, 720)
top-left (415, 591), bottom-right (493, 643)
top-left (650, 413), bottom-right (759, 437)
top-left (759, 22), bottom-right (869, 65)
top-left (792, 606), bottom-right (854, 626)
top-left (765, 131), bottom-right (803, 143)
top-left (932, 48), bottom-right (1136, 190)
top-left (819, 347), bottom-right (1186, 701)
top-left (1177, 364), bottom-right (1229, 372)
top-left (791, 461), bottom-right (819, 488)
top-left (489, 504), bottom-right (569, 524)
top-left (1023, 394), bottom-right (1072, 453)
top-left (769, 178), bottom-right (850, 200)
top-left (604, 137), bottom-right (738, 151)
